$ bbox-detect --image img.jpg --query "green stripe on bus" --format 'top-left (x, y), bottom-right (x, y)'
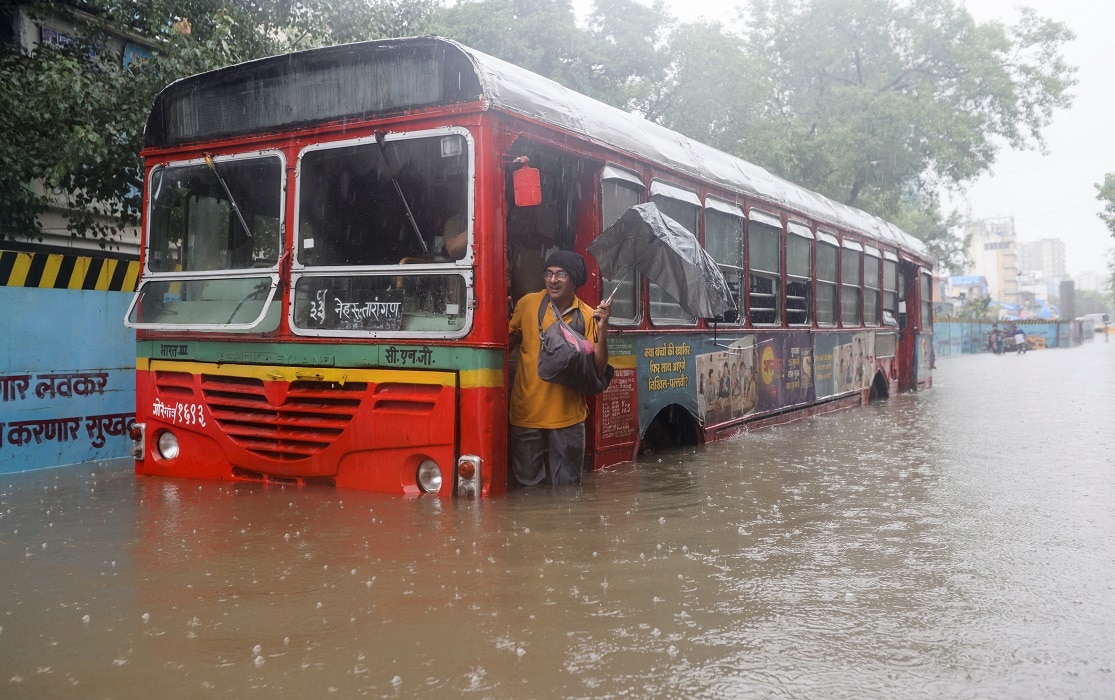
top-left (136, 339), bottom-right (505, 371)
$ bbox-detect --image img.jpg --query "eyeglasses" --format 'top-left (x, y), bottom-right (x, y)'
top-left (542, 270), bottom-right (570, 281)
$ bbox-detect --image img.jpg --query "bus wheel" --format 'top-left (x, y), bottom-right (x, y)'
top-left (640, 404), bottom-right (699, 452)
top-left (869, 371), bottom-right (890, 400)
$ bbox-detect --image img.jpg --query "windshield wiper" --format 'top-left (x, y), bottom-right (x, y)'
top-left (204, 153), bottom-right (253, 245)
top-left (374, 131), bottom-right (429, 255)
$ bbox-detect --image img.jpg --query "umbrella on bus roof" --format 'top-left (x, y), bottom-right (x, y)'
top-left (588, 202), bottom-right (736, 319)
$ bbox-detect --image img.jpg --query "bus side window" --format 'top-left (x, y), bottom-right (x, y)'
top-left (815, 233), bottom-right (839, 325)
top-left (650, 185), bottom-right (699, 324)
top-left (704, 200), bottom-right (744, 324)
top-left (599, 168), bottom-right (642, 324)
top-left (747, 211), bottom-right (782, 326)
top-left (841, 241), bottom-right (862, 327)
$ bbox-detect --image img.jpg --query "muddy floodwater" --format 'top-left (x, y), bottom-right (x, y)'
top-left (2, 339), bottom-right (1114, 698)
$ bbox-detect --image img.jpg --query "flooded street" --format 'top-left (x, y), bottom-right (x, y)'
top-left (2, 340), bottom-right (1113, 698)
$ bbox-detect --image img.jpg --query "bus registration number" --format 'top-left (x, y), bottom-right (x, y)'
top-left (152, 398), bottom-right (207, 427)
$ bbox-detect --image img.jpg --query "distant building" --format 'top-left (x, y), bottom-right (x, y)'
top-left (965, 218), bottom-right (1019, 306)
top-left (1018, 238), bottom-right (1067, 279)
top-left (1074, 269), bottom-right (1108, 293)
top-left (1018, 237), bottom-right (1067, 301)
top-left (947, 275), bottom-right (989, 303)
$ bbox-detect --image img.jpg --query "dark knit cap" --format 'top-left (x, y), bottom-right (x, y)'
top-left (545, 250), bottom-right (588, 288)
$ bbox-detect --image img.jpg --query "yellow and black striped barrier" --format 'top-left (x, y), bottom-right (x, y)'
top-left (0, 249), bottom-right (139, 292)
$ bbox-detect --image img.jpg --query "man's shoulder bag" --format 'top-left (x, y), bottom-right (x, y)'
top-left (536, 298), bottom-right (614, 396)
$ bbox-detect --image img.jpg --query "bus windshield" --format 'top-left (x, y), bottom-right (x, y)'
top-left (149, 154), bottom-right (283, 272)
top-left (296, 131), bottom-right (469, 266)
top-left (125, 153), bottom-right (284, 331)
top-left (290, 130), bottom-right (473, 337)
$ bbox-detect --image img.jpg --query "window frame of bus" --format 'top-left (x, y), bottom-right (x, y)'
top-left (840, 238), bottom-right (863, 327)
top-left (599, 164), bottom-right (644, 326)
top-left (863, 245), bottom-right (882, 326)
top-left (649, 180), bottom-right (700, 325)
top-left (815, 231), bottom-right (839, 326)
top-left (920, 269), bottom-right (933, 330)
top-left (786, 221), bottom-right (813, 326)
top-left (704, 197), bottom-right (745, 325)
top-left (124, 149), bottom-right (286, 332)
top-left (288, 128), bottom-right (475, 339)
top-left (747, 209), bottom-right (782, 326)
top-left (882, 251), bottom-right (899, 327)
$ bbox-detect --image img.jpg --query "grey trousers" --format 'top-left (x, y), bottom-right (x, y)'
top-left (509, 422), bottom-right (585, 486)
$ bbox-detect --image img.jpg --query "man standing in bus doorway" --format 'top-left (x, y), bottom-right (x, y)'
top-left (507, 251), bottom-right (611, 486)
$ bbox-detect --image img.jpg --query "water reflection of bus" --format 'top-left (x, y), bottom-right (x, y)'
top-left (126, 37), bottom-right (933, 498)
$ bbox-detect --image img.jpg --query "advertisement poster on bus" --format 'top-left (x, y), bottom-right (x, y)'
top-left (753, 332), bottom-right (816, 413)
top-left (814, 332), bottom-right (876, 399)
top-left (695, 337), bottom-right (757, 426)
top-left (636, 335), bottom-right (698, 435)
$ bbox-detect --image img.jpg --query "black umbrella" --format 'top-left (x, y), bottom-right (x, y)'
top-left (588, 202), bottom-right (736, 318)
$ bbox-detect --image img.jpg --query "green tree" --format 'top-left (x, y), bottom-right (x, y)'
top-left (1096, 173), bottom-right (1115, 303)
top-left (638, 21), bottom-right (760, 154)
top-left (0, 0), bottom-right (436, 245)
top-left (652, 0), bottom-right (1075, 269)
top-left (958, 293), bottom-right (993, 321)
top-left (430, 0), bottom-right (586, 87)
top-left (1097, 173), bottom-right (1115, 238)
top-left (429, 0), bottom-right (670, 108)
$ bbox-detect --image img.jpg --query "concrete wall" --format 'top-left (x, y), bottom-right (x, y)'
top-left (0, 286), bottom-right (136, 473)
top-left (933, 319), bottom-right (1081, 357)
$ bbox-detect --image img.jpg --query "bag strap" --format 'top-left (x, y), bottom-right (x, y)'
top-left (537, 296), bottom-right (585, 335)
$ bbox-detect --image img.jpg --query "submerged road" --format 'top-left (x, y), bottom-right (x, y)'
top-left (1, 339), bottom-right (1113, 698)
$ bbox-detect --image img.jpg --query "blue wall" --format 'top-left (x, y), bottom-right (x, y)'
top-left (1, 287), bottom-right (135, 473)
top-left (933, 319), bottom-right (1080, 357)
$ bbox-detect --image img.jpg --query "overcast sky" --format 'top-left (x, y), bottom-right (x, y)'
top-left (573, 0), bottom-right (1114, 278)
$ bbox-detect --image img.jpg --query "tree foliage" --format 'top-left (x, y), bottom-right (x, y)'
top-left (652, 0), bottom-right (1075, 269)
top-left (428, 0), bottom-right (670, 107)
top-left (0, 0), bottom-right (436, 244)
top-left (1096, 173), bottom-right (1115, 304)
top-left (1097, 173), bottom-right (1115, 239)
top-left (1, 0), bottom-right (1078, 270)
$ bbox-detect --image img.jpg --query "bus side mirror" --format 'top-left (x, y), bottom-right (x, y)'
top-left (513, 166), bottom-right (542, 207)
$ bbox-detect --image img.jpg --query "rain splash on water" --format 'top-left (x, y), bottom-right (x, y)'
top-left (1, 339), bottom-right (1113, 697)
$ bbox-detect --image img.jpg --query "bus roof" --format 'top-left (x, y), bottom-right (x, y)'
top-left (145, 36), bottom-right (930, 260)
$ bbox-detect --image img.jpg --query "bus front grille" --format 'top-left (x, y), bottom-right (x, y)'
top-left (200, 374), bottom-right (367, 461)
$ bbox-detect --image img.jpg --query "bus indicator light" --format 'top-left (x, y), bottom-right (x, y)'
top-left (129, 423), bottom-right (146, 460)
top-left (456, 456), bottom-right (482, 498)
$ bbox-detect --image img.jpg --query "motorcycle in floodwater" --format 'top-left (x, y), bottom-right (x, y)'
top-left (988, 329), bottom-right (1007, 354)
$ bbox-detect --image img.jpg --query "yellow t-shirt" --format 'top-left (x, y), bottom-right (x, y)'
top-left (509, 290), bottom-right (600, 429)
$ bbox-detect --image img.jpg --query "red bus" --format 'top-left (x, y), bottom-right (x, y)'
top-left (126, 37), bottom-right (933, 497)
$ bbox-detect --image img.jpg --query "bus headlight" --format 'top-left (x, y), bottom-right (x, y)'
top-left (456, 455), bottom-right (482, 498)
top-left (156, 431), bottom-right (180, 460)
top-left (417, 459), bottom-right (442, 494)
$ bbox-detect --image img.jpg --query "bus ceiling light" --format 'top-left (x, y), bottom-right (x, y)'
top-left (456, 456), bottom-right (482, 499)
top-left (417, 459), bottom-right (443, 494)
top-left (156, 430), bottom-right (180, 460)
top-left (129, 422), bottom-right (146, 460)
